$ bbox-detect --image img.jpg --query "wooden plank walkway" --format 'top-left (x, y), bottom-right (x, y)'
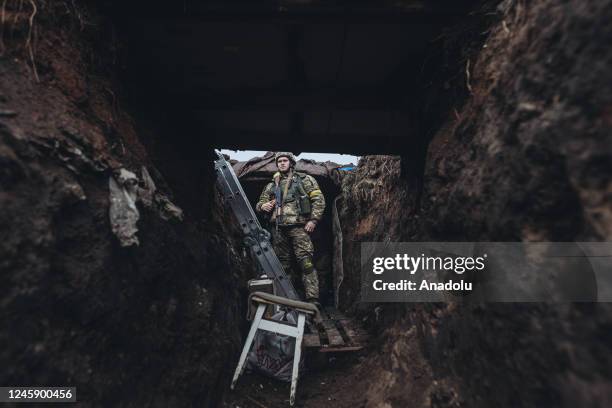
top-left (303, 306), bottom-right (369, 352)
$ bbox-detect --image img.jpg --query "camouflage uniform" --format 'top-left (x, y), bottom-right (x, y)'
top-left (256, 170), bottom-right (326, 300)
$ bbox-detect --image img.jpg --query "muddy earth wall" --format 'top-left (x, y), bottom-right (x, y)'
top-left (337, 1), bottom-right (612, 407)
top-left (0, 2), bottom-right (252, 406)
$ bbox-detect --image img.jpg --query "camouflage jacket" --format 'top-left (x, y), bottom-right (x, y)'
top-left (255, 171), bottom-right (325, 226)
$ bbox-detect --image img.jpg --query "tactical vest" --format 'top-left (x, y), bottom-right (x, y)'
top-left (278, 172), bottom-right (311, 216)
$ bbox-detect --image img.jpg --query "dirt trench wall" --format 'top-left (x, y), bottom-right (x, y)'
top-left (337, 1), bottom-right (612, 407)
top-left (0, 2), bottom-right (251, 406)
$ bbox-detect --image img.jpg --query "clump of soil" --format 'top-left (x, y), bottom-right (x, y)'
top-left (336, 0), bottom-right (612, 407)
top-left (0, 1), bottom-right (253, 405)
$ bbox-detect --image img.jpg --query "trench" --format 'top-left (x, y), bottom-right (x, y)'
top-left (1, 1), bottom-right (612, 407)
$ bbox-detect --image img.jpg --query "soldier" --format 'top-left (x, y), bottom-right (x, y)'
top-left (255, 152), bottom-right (326, 306)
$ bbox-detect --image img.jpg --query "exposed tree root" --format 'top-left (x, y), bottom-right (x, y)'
top-left (0, 0), bottom-right (7, 54)
top-left (25, 0), bottom-right (39, 82)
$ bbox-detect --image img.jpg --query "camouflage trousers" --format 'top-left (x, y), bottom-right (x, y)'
top-left (271, 225), bottom-right (320, 300)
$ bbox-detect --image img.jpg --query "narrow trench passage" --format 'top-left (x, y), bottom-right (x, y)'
top-left (1, 1), bottom-right (611, 408)
top-left (220, 153), bottom-right (410, 408)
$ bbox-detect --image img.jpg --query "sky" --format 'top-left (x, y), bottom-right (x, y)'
top-left (219, 149), bottom-right (359, 166)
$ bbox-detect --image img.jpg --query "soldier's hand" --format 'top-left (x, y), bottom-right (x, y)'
top-left (305, 221), bottom-right (317, 233)
top-left (261, 200), bottom-right (276, 212)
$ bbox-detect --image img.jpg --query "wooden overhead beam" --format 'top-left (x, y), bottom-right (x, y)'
top-left (178, 87), bottom-right (400, 111)
top-left (112, 2), bottom-right (467, 23)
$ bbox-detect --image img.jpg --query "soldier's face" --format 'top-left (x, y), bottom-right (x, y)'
top-left (277, 157), bottom-right (291, 172)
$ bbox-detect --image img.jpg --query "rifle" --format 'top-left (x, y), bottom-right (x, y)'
top-left (274, 175), bottom-right (282, 231)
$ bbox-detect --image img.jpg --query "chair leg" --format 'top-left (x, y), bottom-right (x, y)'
top-left (231, 304), bottom-right (265, 390)
top-left (290, 313), bottom-right (306, 406)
